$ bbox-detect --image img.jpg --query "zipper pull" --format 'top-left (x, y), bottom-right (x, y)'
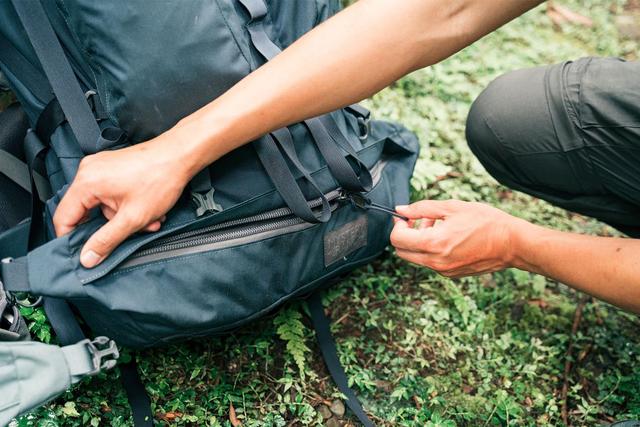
top-left (339, 191), bottom-right (409, 221)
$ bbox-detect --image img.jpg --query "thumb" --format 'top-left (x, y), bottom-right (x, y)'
top-left (395, 200), bottom-right (459, 220)
top-left (80, 209), bottom-right (144, 268)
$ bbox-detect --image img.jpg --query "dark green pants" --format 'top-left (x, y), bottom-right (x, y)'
top-left (466, 57), bottom-right (640, 237)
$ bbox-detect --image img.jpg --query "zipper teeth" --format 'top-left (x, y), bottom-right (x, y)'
top-left (150, 188), bottom-right (342, 248)
top-left (129, 159), bottom-right (386, 260)
top-left (136, 216), bottom-right (306, 257)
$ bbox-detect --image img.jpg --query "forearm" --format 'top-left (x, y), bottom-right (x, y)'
top-left (169, 0), bottom-right (543, 177)
top-left (512, 223), bottom-right (640, 313)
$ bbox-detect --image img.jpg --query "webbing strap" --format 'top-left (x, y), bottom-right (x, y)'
top-left (308, 292), bottom-right (375, 427)
top-left (271, 128), bottom-right (331, 221)
top-left (0, 149), bottom-right (31, 193)
top-left (0, 149), bottom-right (49, 203)
top-left (345, 104), bottom-right (371, 121)
top-left (190, 169), bottom-right (213, 194)
top-left (11, 0), bottom-right (100, 154)
top-left (306, 117), bottom-right (372, 192)
top-left (0, 221), bottom-right (30, 261)
top-left (120, 359), bottom-right (154, 427)
top-left (0, 257), bottom-right (30, 292)
top-left (61, 340), bottom-right (97, 381)
top-left (42, 298), bottom-right (85, 346)
top-left (0, 33), bottom-right (52, 103)
top-left (254, 134), bottom-right (328, 223)
top-left (238, 0), bottom-right (372, 193)
top-left (23, 131), bottom-right (49, 249)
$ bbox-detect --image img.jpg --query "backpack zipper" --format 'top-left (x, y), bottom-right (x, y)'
top-left (120, 159), bottom-right (389, 269)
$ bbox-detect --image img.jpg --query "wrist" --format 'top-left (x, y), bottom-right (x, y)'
top-left (157, 116), bottom-right (228, 183)
top-left (171, 101), bottom-right (252, 179)
top-left (507, 218), bottom-right (546, 274)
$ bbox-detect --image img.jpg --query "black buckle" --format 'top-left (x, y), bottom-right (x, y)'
top-left (191, 188), bottom-right (223, 217)
top-left (84, 336), bottom-right (119, 375)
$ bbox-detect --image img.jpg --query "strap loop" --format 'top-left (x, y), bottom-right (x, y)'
top-left (237, 0), bottom-right (373, 193)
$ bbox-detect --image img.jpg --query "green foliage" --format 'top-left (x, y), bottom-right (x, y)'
top-left (273, 306), bottom-right (311, 381)
top-left (15, 1), bottom-right (640, 425)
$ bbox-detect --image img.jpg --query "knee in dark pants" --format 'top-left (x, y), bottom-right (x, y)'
top-left (465, 74), bottom-right (519, 188)
top-left (465, 66), bottom-right (554, 191)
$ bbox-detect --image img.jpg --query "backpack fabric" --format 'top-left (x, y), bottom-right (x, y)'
top-left (0, 0), bottom-right (420, 425)
top-left (0, 103), bottom-right (30, 233)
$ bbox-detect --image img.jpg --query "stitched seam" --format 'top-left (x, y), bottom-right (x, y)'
top-left (576, 57), bottom-right (593, 130)
top-left (480, 114), bottom-right (518, 161)
top-left (214, 0), bottom-right (252, 72)
top-left (581, 124), bottom-right (640, 129)
top-left (77, 215), bottom-right (198, 283)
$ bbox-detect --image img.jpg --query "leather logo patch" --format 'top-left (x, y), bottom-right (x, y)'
top-left (324, 216), bottom-right (368, 266)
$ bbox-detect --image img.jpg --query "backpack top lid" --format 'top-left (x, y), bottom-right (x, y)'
top-left (0, 0), bottom-right (339, 142)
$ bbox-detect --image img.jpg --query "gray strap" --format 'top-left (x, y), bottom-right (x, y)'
top-left (0, 149), bottom-right (49, 202)
top-left (345, 104), bottom-right (371, 120)
top-left (238, 0), bottom-right (372, 192)
top-left (308, 292), bottom-right (376, 427)
top-left (0, 221), bottom-right (30, 265)
top-left (0, 149), bottom-right (31, 193)
top-left (271, 128), bottom-right (331, 219)
top-left (60, 340), bottom-right (99, 382)
top-left (11, 0), bottom-right (101, 154)
top-left (61, 337), bottom-right (119, 382)
top-left (306, 117), bottom-right (372, 191)
top-left (253, 134), bottom-right (329, 223)
top-left (1, 257), bottom-right (30, 293)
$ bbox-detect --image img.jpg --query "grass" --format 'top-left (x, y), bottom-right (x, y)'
top-left (10, 1), bottom-right (640, 426)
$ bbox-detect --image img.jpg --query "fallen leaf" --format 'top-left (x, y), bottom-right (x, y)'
top-left (162, 412), bottom-right (182, 421)
top-left (229, 403), bottom-right (242, 427)
top-left (528, 299), bottom-right (549, 309)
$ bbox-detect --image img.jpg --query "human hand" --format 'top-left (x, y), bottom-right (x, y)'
top-left (53, 126), bottom-right (199, 268)
top-left (390, 200), bottom-right (531, 278)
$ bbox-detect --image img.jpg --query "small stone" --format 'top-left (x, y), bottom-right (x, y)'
top-left (317, 405), bottom-right (332, 420)
top-left (325, 418), bottom-right (341, 427)
top-left (330, 400), bottom-right (345, 418)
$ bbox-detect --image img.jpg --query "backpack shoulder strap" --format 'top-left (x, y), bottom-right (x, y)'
top-left (0, 337), bottom-right (118, 426)
top-left (10, 0), bottom-right (100, 154)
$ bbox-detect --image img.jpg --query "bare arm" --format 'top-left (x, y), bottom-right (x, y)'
top-left (391, 201), bottom-right (640, 314)
top-left (179, 0), bottom-right (543, 176)
top-left (513, 223), bottom-right (640, 313)
top-left (54, 0), bottom-right (543, 268)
